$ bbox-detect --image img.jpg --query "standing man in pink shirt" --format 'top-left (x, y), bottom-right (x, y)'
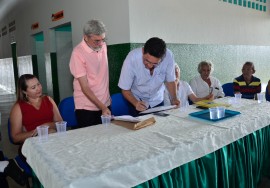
top-left (69, 20), bottom-right (111, 127)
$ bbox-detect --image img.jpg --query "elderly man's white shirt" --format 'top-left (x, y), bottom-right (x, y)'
top-left (189, 76), bottom-right (224, 98)
top-left (164, 80), bottom-right (193, 107)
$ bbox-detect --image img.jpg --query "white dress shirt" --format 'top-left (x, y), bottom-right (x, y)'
top-left (118, 48), bottom-right (175, 107)
top-left (164, 80), bottom-right (193, 107)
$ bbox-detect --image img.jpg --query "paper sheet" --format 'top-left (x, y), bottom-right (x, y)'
top-left (139, 105), bottom-right (176, 114)
top-left (113, 115), bottom-right (141, 122)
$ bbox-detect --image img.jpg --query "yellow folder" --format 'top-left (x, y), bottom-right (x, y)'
top-left (195, 100), bottom-right (230, 108)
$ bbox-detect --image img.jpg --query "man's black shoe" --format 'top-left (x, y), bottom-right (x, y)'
top-left (4, 159), bottom-right (27, 186)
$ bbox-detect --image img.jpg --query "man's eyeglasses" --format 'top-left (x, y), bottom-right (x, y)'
top-left (144, 58), bottom-right (161, 68)
top-left (88, 36), bottom-right (107, 45)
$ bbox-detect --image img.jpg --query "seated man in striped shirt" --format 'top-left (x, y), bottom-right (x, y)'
top-left (233, 61), bottom-right (261, 99)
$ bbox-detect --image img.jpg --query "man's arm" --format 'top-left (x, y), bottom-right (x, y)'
top-left (166, 81), bottom-right (180, 106)
top-left (78, 76), bottom-right (111, 115)
top-left (122, 90), bottom-right (147, 111)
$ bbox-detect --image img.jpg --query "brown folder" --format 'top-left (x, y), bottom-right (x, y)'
top-left (112, 117), bottom-right (156, 130)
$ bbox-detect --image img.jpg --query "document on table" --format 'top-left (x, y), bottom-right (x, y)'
top-left (113, 115), bottom-right (141, 122)
top-left (139, 105), bottom-right (176, 114)
top-left (113, 115), bottom-right (155, 122)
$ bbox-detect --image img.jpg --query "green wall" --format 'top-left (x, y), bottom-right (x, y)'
top-left (168, 44), bottom-right (270, 86)
top-left (108, 43), bottom-right (270, 94)
top-left (108, 43), bottom-right (141, 94)
top-left (6, 42), bottom-right (270, 103)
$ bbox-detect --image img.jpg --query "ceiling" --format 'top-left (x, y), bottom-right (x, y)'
top-left (0, 0), bottom-right (16, 17)
top-left (0, 0), bottom-right (28, 22)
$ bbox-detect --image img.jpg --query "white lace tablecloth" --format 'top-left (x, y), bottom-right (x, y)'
top-left (22, 98), bottom-right (270, 188)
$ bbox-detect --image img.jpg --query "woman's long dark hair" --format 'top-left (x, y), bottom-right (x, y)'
top-left (17, 74), bottom-right (37, 102)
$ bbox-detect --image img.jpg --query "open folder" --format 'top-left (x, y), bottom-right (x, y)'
top-left (113, 115), bottom-right (156, 130)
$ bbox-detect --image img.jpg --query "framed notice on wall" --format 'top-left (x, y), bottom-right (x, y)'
top-left (51, 10), bottom-right (64, 21)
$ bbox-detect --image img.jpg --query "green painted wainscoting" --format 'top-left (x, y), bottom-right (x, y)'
top-left (32, 55), bottom-right (39, 79)
top-left (107, 43), bottom-right (270, 95)
top-left (168, 44), bottom-right (270, 87)
top-left (46, 43), bottom-right (270, 101)
top-left (107, 43), bottom-right (139, 94)
top-left (11, 42), bottom-right (18, 92)
top-left (50, 52), bottom-right (60, 104)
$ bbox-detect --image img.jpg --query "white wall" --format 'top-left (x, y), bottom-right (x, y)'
top-left (0, 0), bottom-right (270, 56)
top-left (129, 0), bottom-right (270, 45)
top-left (0, 0), bottom-right (130, 57)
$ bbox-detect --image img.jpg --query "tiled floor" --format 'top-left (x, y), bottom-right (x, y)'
top-left (0, 87), bottom-right (270, 188)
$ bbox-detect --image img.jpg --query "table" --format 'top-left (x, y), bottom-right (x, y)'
top-left (22, 98), bottom-right (270, 188)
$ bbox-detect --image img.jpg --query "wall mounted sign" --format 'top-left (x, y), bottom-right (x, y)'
top-left (31, 22), bottom-right (39, 30)
top-left (52, 10), bottom-right (64, 21)
top-left (9, 20), bottom-right (16, 32)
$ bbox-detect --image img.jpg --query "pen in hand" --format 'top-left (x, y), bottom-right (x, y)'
top-left (137, 99), bottom-right (148, 111)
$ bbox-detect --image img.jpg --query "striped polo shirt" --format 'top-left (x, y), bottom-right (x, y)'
top-left (233, 75), bottom-right (261, 99)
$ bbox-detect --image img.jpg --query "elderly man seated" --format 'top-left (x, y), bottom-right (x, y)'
top-left (190, 60), bottom-right (224, 99)
top-left (233, 61), bottom-right (261, 99)
top-left (164, 64), bottom-right (213, 107)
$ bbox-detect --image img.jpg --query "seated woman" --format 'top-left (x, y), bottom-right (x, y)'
top-left (265, 80), bottom-right (270, 102)
top-left (233, 61), bottom-right (261, 99)
top-left (190, 61), bottom-right (224, 99)
top-left (9, 74), bottom-right (62, 156)
top-left (164, 64), bottom-right (213, 106)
